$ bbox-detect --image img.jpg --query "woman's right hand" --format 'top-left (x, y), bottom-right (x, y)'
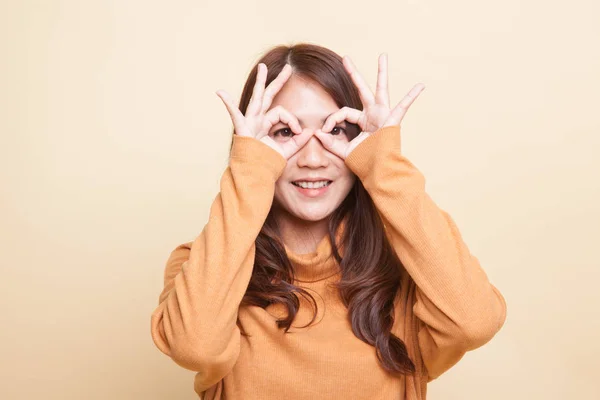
top-left (216, 63), bottom-right (313, 159)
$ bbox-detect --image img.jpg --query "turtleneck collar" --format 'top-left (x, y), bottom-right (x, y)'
top-left (282, 217), bottom-right (347, 283)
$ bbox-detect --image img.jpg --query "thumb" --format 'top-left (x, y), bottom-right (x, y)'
top-left (314, 129), bottom-right (347, 159)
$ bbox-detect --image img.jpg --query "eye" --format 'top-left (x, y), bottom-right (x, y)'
top-left (330, 126), bottom-right (347, 136)
top-left (272, 127), bottom-right (294, 138)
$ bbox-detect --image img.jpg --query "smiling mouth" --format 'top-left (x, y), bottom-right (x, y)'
top-left (291, 180), bottom-right (333, 189)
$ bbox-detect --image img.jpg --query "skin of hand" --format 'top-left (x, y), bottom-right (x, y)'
top-left (314, 53), bottom-right (426, 159)
top-left (215, 63), bottom-right (314, 160)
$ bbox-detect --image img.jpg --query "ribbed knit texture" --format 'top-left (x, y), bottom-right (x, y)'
top-left (150, 125), bottom-right (507, 399)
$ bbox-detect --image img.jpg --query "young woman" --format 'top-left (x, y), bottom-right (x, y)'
top-left (150, 43), bottom-right (507, 399)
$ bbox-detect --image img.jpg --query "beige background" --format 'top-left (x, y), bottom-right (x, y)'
top-left (1, 0), bottom-right (599, 399)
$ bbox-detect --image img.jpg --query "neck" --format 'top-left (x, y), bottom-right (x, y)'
top-left (274, 210), bottom-right (330, 255)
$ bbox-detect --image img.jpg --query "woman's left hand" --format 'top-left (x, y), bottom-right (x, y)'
top-left (314, 53), bottom-right (425, 159)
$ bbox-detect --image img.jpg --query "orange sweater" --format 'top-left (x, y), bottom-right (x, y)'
top-left (150, 125), bottom-right (507, 399)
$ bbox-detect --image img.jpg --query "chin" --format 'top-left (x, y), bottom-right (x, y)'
top-left (276, 203), bottom-right (336, 223)
top-left (293, 210), bottom-right (332, 222)
top-left (273, 188), bottom-right (350, 223)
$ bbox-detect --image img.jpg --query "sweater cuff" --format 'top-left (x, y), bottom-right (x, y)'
top-left (344, 125), bottom-right (402, 179)
top-left (230, 134), bottom-right (287, 181)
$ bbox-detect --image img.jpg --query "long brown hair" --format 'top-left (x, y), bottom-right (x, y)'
top-left (229, 43), bottom-right (417, 376)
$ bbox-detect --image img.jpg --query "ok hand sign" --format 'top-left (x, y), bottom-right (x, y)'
top-left (216, 63), bottom-right (314, 159)
top-left (315, 53), bottom-right (425, 159)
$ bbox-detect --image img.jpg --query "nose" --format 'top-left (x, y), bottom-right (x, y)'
top-left (296, 129), bottom-right (329, 168)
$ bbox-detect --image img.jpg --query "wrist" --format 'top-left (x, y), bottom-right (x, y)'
top-left (230, 134), bottom-right (287, 179)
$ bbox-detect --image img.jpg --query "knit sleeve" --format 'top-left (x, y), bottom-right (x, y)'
top-left (150, 134), bottom-right (286, 390)
top-left (344, 125), bottom-right (507, 381)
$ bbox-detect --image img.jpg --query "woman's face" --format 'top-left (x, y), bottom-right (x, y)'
top-left (267, 74), bottom-right (357, 223)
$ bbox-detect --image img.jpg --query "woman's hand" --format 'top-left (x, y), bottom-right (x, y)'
top-left (216, 63), bottom-right (313, 159)
top-left (314, 53), bottom-right (425, 159)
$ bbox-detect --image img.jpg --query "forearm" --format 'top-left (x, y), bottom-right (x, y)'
top-left (150, 135), bottom-right (286, 379)
top-left (345, 125), bottom-right (506, 378)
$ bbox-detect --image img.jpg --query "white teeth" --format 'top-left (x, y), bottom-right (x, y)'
top-left (292, 180), bottom-right (331, 189)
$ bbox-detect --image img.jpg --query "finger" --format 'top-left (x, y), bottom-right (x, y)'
top-left (314, 129), bottom-right (347, 159)
top-left (261, 64), bottom-right (293, 114)
top-left (270, 129), bottom-right (314, 159)
top-left (286, 129), bottom-right (315, 155)
top-left (263, 105), bottom-right (302, 138)
top-left (216, 89), bottom-right (247, 136)
top-left (388, 83), bottom-right (425, 124)
top-left (343, 55), bottom-right (375, 107)
top-left (321, 107), bottom-right (363, 133)
top-left (246, 63), bottom-right (267, 116)
top-left (375, 53), bottom-right (390, 108)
